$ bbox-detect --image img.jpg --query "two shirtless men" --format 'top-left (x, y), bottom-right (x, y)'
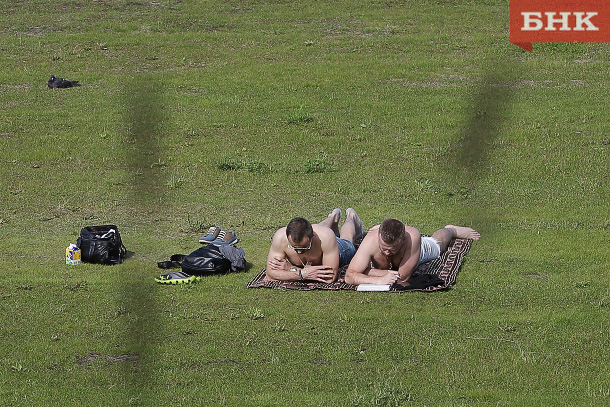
top-left (266, 209), bottom-right (480, 286)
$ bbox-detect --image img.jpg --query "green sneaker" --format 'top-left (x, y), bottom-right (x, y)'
top-left (155, 271), bottom-right (200, 285)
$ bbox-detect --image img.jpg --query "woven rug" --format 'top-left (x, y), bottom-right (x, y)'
top-left (247, 238), bottom-right (472, 292)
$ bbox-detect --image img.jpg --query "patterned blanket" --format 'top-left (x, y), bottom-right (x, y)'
top-left (247, 238), bottom-right (472, 292)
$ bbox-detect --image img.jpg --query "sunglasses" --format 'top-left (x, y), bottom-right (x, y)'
top-left (287, 239), bottom-right (312, 251)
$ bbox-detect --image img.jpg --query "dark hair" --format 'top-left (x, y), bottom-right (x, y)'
top-left (379, 219), bottom-right (405, 244)
top-left (286, 217), bottom-right (313, 243)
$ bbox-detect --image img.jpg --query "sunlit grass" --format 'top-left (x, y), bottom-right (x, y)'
top-left (1, 1), bottom-right (610, 406)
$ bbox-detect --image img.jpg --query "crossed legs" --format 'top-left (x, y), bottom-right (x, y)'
top-left (316, 208), bottom-right (363, 243)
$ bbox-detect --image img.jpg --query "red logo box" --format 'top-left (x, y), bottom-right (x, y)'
top-left (510, 0), bottom-right (610, 51)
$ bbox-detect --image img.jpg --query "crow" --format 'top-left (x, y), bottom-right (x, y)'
top-left (48, 75), bottom-right (80, 89)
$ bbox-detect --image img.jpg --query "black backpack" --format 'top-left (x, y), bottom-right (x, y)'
top-left (157, 245), bottom-right (233, 276)
top-left (181, 245), bottom-right (232, 276)
top-left (77, 225), bottom-right (127, 265)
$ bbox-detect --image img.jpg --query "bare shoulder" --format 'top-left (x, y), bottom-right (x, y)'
top-left (268, 227), bottom-right (288, 259)
top-left (312, 224), bottom-right (336, 241)
top-left (312, 224), bottom-right (338, 249)
top-left (271, 227), bottom-right (288, 246)
top-left (358, 226), bottom-right (380, 251)
top-left (405, 225), bottom-right (420, 236)
top-left (404, 225), bottom-right (421, 246)
top-left (365, 225), bottom-right (380, 239)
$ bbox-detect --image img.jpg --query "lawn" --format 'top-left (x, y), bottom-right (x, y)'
top-left (1, 1), bottom-right (609, 406)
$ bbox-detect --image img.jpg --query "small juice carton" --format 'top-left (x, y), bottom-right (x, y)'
top-left (66, 244), bottom-right (81, 265)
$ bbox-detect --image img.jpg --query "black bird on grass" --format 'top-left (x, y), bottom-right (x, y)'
top-left (48, 75), bottom-right (80, 89)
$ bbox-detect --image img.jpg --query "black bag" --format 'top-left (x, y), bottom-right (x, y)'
top-left (180, 245), bottom-right (232, 276)
top-left (77, 225), bottom-right (127, 265)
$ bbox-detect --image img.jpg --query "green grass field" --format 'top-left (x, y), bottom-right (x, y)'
top-left (1, 1), bottom-right (609, 405)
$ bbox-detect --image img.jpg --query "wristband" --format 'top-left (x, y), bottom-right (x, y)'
top-left (299, 268), bottom-right (304, 280)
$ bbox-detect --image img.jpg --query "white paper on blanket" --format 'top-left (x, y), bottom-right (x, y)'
top-left (356, 284), bottom-right (391, 292)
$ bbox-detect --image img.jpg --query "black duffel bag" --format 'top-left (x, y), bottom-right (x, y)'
top-left (77, 225), bottom-right (127, 265)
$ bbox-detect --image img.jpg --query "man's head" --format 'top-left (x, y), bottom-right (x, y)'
top-left (378, 219), bottom-right (405, 256)
top-left (379, 219), bottom-right (405, 244)
top-left (286, 217), bottom-right (314, 251)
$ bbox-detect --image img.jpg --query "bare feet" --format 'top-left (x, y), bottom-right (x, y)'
top-left (320, 208), bottom-right (342, 236)
top-left (330, 208), bottom-right (342, 224)
top-left (445, 225), bottom-right (480, 240)
top-left (346, 208), bottom-right (364, 240)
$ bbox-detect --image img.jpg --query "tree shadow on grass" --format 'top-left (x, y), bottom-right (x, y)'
top-left (445, 62), bottom-right (519, 232)
top-left (122, 75), bottom-right (166, 403)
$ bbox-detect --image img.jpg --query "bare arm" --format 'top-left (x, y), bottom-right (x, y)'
top-left (344, 232), bottom-right (400, 285)
top-left (265, 229), bottom-right (300, 281)
top-left (317, 227), bottom-right (340, 282)
top-left (396, 227), bottom-right (421, 284)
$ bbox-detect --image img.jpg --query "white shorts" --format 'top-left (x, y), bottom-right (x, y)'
top-left (419, 236), bottom-right (441, 265)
